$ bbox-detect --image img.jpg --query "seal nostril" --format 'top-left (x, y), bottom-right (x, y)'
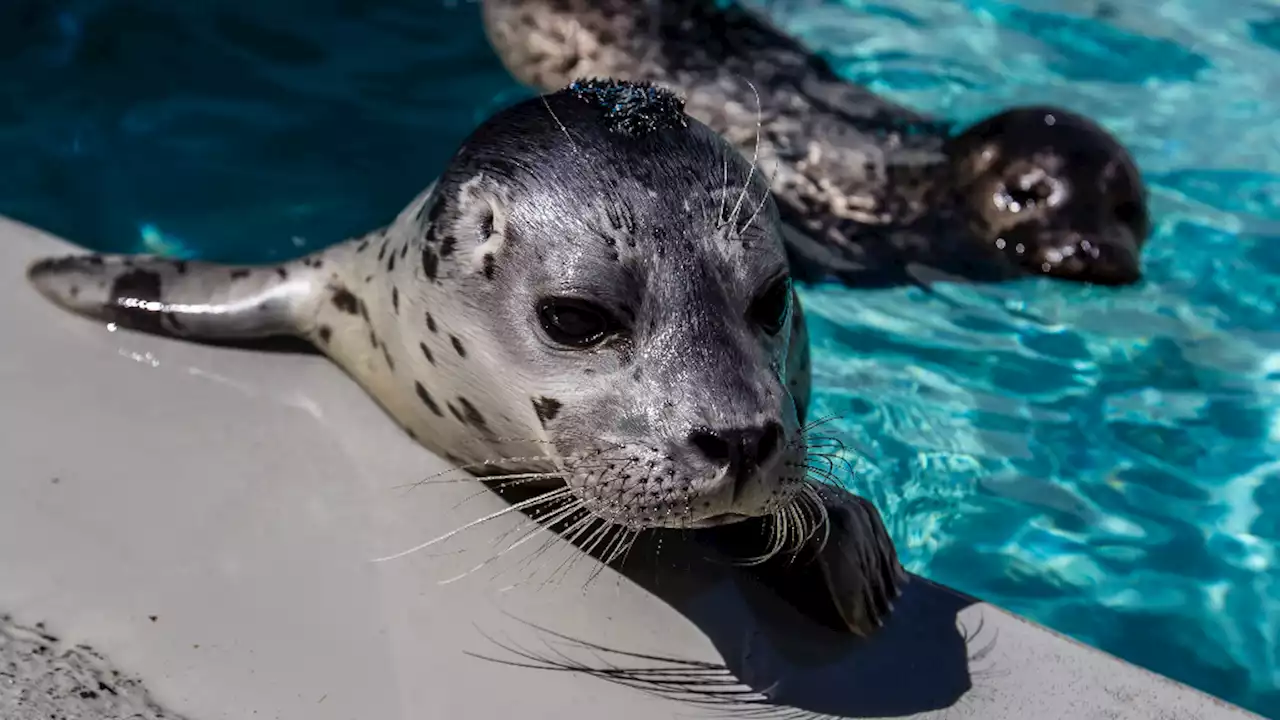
top-left (689, 422), bottom-right (786, 503)
top-left (689, 427), bottom-right (732, 464)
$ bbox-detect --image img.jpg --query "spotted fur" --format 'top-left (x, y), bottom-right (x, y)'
top-left (480, 0), bottom-right (1150, 287)
top-left (26, 81), bottom-right (898, 636)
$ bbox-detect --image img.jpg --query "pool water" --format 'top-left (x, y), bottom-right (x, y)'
top-left (2, 0), bottom-right (1277, 715)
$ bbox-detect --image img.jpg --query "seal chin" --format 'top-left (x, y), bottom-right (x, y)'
top-left (946, 105), bottom-right (1151, 286)
top-left (1027, 227), bottom-right (1143, 286)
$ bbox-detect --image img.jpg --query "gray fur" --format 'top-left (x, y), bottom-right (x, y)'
top-left (481, 0), bottom-right (1151, 287)
top-left (26, 84), bottom-right (901, 635)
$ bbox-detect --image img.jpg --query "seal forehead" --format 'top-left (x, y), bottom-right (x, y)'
top-left (566, 77), bottom-right (689, 137)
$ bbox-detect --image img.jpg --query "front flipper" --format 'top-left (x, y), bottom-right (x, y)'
top-left (701, 480), bottom-right (906, 636)
top-left (808, 482), bottom-right (907, 636)
top-left (27, 254), bottom-right (321, 344)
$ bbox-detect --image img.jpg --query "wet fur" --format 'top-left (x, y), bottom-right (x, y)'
top-left (481, 0), bottom-right (1151, 287)
top-left (26, 85), bottom-right (904, 636)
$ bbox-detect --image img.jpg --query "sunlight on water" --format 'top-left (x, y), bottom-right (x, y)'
top-left (0, 0), bottom-right (1277, 715)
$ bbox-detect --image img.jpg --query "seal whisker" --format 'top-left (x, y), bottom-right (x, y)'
top-left (533, 513), bottom-right (604, 590)
top-left (576, 520), bottom-right (622, 589)
top-left (800, 414), bottom-right (845, 434)
top-left (371, 487), bottom-right (574, 563)
top-left (541, 94), bottom-right (580, 154)
top-left (438, 499), bottom-right (588, 585)
top-left (801, 482), bottom-right (832, 554)
top-left (716, 153), bottom-right (731, 227)
top-left (725, 76), bottom-right (764, 232)
top-left (446, 475), bottom-right (572, 510)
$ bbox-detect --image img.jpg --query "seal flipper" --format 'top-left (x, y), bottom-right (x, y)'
top-left (700, 481), bottom-right (905, 636)
top-left (809, 483), bottom-right (907, 636)
top-left (26, 254), bottom-right (322, 348)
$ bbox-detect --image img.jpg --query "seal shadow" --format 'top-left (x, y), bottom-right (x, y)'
top-left (470, 481), bottom-right (985, 719)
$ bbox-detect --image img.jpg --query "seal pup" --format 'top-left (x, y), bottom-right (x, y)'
top-left (26, 79), bottom-right (904, 636)
top-left (481, 0), bottom-right (1151, 287)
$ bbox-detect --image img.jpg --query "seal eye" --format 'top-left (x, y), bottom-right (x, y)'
top-left (537, 298), bottom-right (615, 348)
top-left (749, 275), bottom-right (792, 335)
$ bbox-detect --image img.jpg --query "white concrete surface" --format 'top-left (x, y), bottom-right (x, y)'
top-left (0, 214), bottom-right (1261, 719)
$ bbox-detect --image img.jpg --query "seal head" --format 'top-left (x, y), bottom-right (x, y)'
top-left (431, 82), bottom-right (808, 530)
top-left (946, 106), bottom-right (1150, 285)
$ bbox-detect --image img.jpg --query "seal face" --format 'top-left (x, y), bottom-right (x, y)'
top-left (25, 79), bottom-right (902, 636)
top-left (480, 0), bottom-right (1151, 287)
top-left (430, 86), bottom-right (808, 529)
top-left (944, 106), bottom-right (1150, 285)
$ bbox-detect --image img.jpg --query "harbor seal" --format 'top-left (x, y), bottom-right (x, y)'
top-left (25, 79), bottom-right (903, 636)
top-left (481, 0), bottom-right (1151, 287)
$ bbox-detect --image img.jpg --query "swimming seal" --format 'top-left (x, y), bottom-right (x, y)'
top-left (481, 0), bottom-right (1151, 287)
top-left (26, 79), bottom-right (904, 637)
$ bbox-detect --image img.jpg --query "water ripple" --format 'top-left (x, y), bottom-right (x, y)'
top-left (0, 0), bottom-right (1277, 716)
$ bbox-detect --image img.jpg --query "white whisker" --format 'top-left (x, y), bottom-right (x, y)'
top-left (727, 77), bottom-right (764, 231)
top-left (371, 487), bottom-right (573, 563)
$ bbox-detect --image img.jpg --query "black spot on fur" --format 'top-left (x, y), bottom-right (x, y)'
top-left (174, 261), bottom-right (188, 275)
top-left (416, 193), bottom-right (445, 227)
top-left (447, 402), bottom-right (465, 424)
top-left (419, 341), bottom-right (435, 365)
top-left (532, 397), bottom-right (562, 426)
top-left (356, 239), bottom-right (370, 253)
top-left (378, 240), bottom-right (389, 261)
top-left (439, 236), bottom-right (456, 257)
top-left (479, 209), bottom-right (494, 240)
top-left (482, 253), bottom-right (495, 279)
top-left (108, 268), bottom-right (171, 332)
top-left (422, 246), bottom-right (439, 279)
top-left (85, 256), bottom-right (104, 267)
top-left (369, 330), bottom-right (379, 348)
top-left (400, 244), bottom-right (408, 260)
top-left (331, 288), bottom-right (360, 314)
top-left (318, 326), bottom-right (332, 344)
top-left (359, 299), bottom-right (371, 324)
top-left (457, 397), bottom-right (487, 429)
top-left (230, 269), bottom-right (251, 280)
top-left (414, 381), bottom-right (443, 416)
top-left (387, 252), bottom-right (397, 273)
top-left (392, 287), bottom-right (400, 314)
top-left (69, 286), bottom-right (80, 299)
top-left (275, 267), bottom-right (288, 279)
top-left (426, 312), bottom-right (438, 333)
top-left (450, 335), bottom-right (466, 357)
top-left (111, 268), bottom-right (163, 305)
top-left (382, 345), bottom-right (396, 371)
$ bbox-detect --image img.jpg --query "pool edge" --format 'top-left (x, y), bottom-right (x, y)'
top-left (0, 213), bottom-right (1263, 720)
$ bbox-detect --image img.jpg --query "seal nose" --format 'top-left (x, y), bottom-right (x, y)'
top-left (689, 422), bottom-right (784, 500)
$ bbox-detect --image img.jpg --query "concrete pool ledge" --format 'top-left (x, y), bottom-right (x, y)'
top-left (0, 214), bottom-right (1260, 720)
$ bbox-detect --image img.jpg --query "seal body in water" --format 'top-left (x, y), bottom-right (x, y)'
top-left (26, 79), bottom-right (903, 636)
top-left (481, 0), bottom-right (1152, 288)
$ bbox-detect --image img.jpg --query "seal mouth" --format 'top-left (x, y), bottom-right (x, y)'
top-left (688, 512), bottom-right (751, 528)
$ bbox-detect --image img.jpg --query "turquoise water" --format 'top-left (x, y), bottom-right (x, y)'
top-left (2, 0), bottom-right (1277, 715)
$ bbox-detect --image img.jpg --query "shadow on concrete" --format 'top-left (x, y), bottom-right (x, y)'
top-left (470, 486), bottom-right (984, 719)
